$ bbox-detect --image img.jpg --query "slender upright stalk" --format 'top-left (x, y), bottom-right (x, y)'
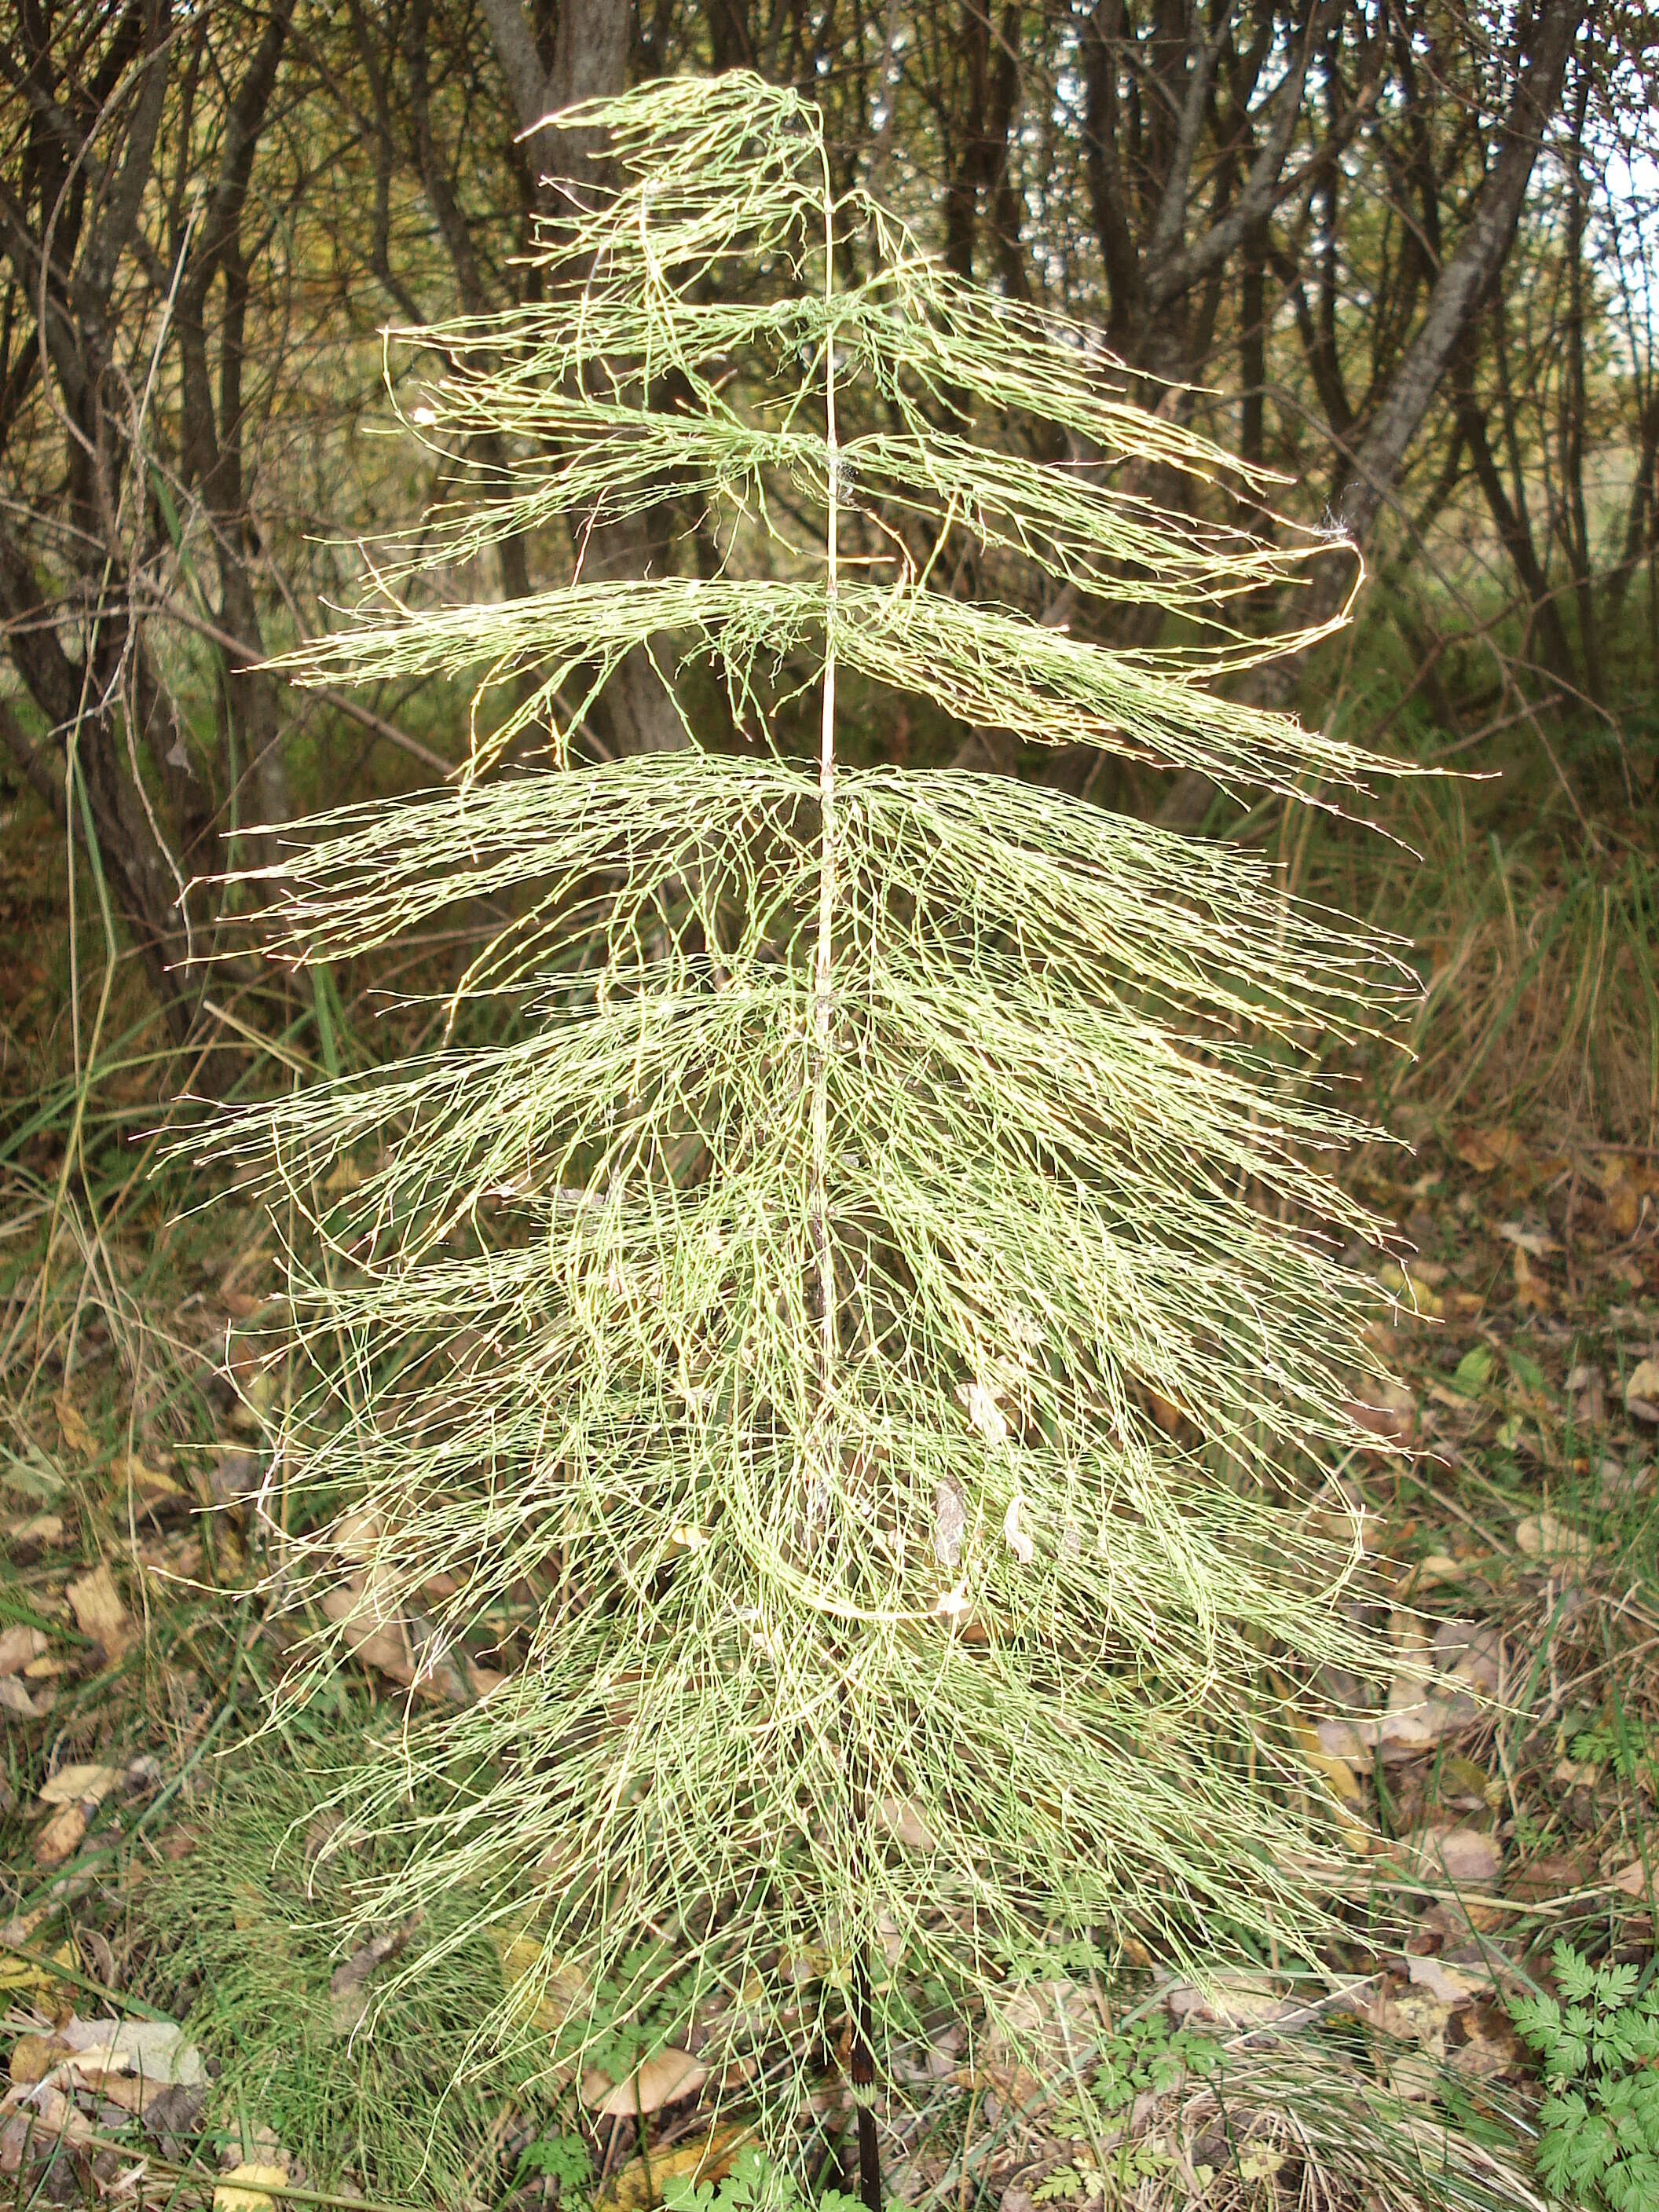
top-left (808, 151), bottom-right (880, 2212)
top-left (809, 147), bottom-right (840, 1436)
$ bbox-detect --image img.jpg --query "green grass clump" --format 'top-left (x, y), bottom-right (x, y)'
top-left (139, 1729), bottom-right (540, 2207)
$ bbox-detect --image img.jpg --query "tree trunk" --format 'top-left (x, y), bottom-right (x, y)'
top-left (482, 0), bottom-right (688, 756)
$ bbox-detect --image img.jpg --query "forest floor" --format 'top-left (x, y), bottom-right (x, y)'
top-left (2, 783), bottom-right (1657, 2212)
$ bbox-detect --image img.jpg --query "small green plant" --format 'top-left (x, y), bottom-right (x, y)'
top-left (513, 2130), bottom-right (594, 2197)
top-left (1569, 1717), bottom-right (1655, 1787)
top-left (664, 2144), bottom-right (863, 2212)
top-left (1036, 2016), bottom-right (1221, 2201)
top-left (1092, 2012), bottom-right (1220, 2108)
top-left (553, 1943), bottom-right (702, 2080)
top-left (1510, 1940), bottom-right (1659, 2210)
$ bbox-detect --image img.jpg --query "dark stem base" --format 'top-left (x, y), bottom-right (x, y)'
top-left (851, 1937), bottom-right (880, 2212)
top-left (856, 2105), bottom-right (881, 2212)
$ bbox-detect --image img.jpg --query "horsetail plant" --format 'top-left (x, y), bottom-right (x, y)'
top-left (205, 71), bottom-right (1413, 2207)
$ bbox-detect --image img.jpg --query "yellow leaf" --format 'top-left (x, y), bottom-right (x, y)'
top-left (214, 2165), bottom-right (290, 2212)
top-left (65, 1563), bottom-right (134, 1657)
top-left (1287, 1714), bottom-right (1365, 1807)
top-left (1626, 1358), bottom-right (1659, 1415)
top-left (9, 2032), bottom-right (58, 2089)
top-left (1511, 1243), bottom-right (1548, 1312)
top-left (53, 1395), bottom-right (96, 1457)
top-left (487, 1925), bottom-right (587, 2033)
top-left (598, 2122), bottom-right (752, 2212)
top-left (1238, 2146), bottom-right (1287, 2185)
top-left (0, 1937), bottom-right (79, 2004)
top-left (113, 1453), bottom-right (185, 1507)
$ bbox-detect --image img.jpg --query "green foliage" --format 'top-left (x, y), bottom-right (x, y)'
top-left (1569, 1719), bottom-right (1654, 1786)
top-left (196, 69), bottom-right (1412, 2172)
top-left (663, 2144), bottom-right (864, 2212)
top-left (1510, 1941), bottom-right (1659, 2210)
top-left (513, 2130), bottom-right (594, 2193)
top-left (554, 1942), bottom-right (701, 2080)
top-left (1091, 2012), bottom-right (1219, 2108)
top-left (1035, 2015), bottom-right (1220, 2202)
top-left (138, 1730), bottom-right (542, 2208)
top-left (1452, 1346), bottom-right (1495, 1397)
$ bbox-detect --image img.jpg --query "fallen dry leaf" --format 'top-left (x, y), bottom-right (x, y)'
top-left (876, 1795), bottom-right (936, 1850)
top-left (1166, 1971), bottom-right (1294, 2031)
top-left (1406, 1954), bottom-right (1484, 2006)
top-left (52, 2016), bottom-right (207, 2111)
top-left (0, 2085), bottom-right (93, 2170)
top-left (1368, 1985), bottom-right (1452, 2057)
top-left (1510, 1851), bottom-right (1588, 1902)
top-left (1349, 1375), bottom-right (1416, 1447)
top-left (0, 1626), bottom-right (47, 1675)
top-left (53, 1395), bottom-right (96, 1457)
top-left (598, 2122), bottom-right (751, 2212)
top-left (1317, 1717), bottom-right (1368, 1761)
top-left (1002, 1492), bottom-right (1035, 1566)
top-left (1511, 1243), bottom-right (1548, 1312)
top-left (321, 1577), bottom-right (408, 1676)
top-left (1625, 1358), bottom-right (1659, 1423)
top-left (213, 2165), bottom-right (290, 2212)
top-left (9, 1513), bottom-right (64, 1547)
top-left (1610, 1858), bottom-right (1652, 1899)
top-left (1494, 1221), bottom-right (1560, 1258)
top-left (1349, 1683), bottom-right (1478, 1756)
top-left (65, 1563), bottom-right (133, 1657)
top-left (1388, 1826), bottom-right (1500, 1888)
top-left (1414, 1552), bottom-right (1464, 1587)
top-left (581, 2047), bottom-right (707, 2118)
top-left (38, 1763), bottom-right (121, 1809)
top-left (34, 1801), bottom-right (87, 1866)
top-left (1452, 1126), bottom-right (1526, 1174)
top-left (1450, 2009), bottom-right (1526, 2082)
top-left (932, 1476), bottom-right (966, 1567)
top-left (328, 1919), bottom-right (416, 2035)
top-left (1433, 1827), bottom-right (1501, 1887)
top-left (958, 1379), bottom-right (1009, 1446)
top-left (332, 1507), bottom-right (383, 1563)
top-left (1431, 1751), bottom-right (1497, 1810)
top-left (1514, 1511), bottom-right (1594, 1564)
top-left (0, 1679), bottom-right (40, 1719)
top-left (1568, 1364), bottom-right (1607, 1428)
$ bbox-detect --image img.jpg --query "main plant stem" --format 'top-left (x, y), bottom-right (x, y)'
top-left (808, 161), bottom-right (879, 2212)
top-left (809, 174), bottom-right (838, 1429)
